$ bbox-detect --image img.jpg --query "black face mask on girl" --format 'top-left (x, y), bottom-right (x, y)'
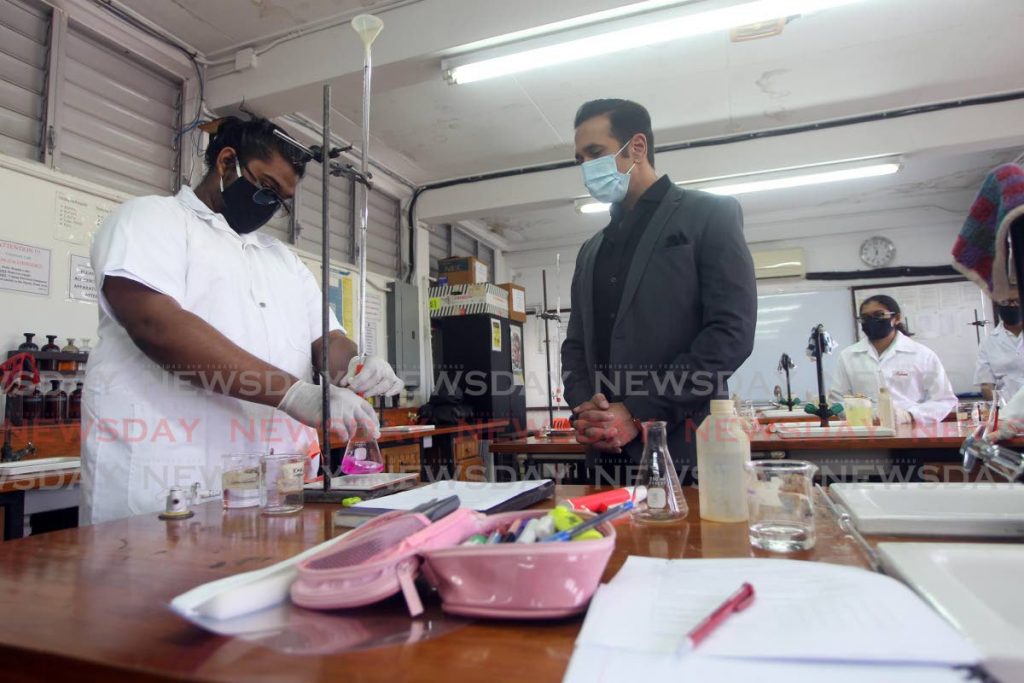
top-left (219, 158), bottom-right (279, 234)
top-left (999, 304), bottom-right (1022, 326)
top-left (861, 316), bottom-right (895, 341)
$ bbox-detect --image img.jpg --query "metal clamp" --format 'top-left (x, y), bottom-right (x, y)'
top-left (816, 484), bottom-right (880, 572)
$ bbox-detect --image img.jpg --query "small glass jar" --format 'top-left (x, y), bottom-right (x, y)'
top-left (40, 335), bottom-right (60, 372)
top-left (260, 452), bottom-right (305, 515)
top-left (58, 338), bottom-right (79, 373)
top-left (18, 333), bottom-right (38, 351)
top-left (222, 454), bottom-right (261, 509)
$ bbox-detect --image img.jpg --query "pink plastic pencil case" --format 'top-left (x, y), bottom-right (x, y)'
top-left (291, 508), bottom-right (616, 619)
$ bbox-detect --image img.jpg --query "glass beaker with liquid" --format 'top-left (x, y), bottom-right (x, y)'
top-left (222, 454), bottom-right (260, 509)
top-left (745, 460), bottom-right (817, 552)
top-left (260, 452), bottom-right (305, 515)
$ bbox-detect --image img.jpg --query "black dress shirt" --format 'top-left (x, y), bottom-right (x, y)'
top-left (591, 174), bottom-right (672, 399)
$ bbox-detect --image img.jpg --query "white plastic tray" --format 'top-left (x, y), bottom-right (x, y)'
top-left (0, 456), bottom-right (80, 476)
top-left (832, 482), bottom-right (1024, 537)
top-left (879, 542), bottom-right (1024, 680)
top-left (775, 424), bottom-right (888, 439)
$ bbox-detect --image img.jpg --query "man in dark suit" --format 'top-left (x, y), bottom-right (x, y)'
top-left (562, 99), bottom-right (757, 479)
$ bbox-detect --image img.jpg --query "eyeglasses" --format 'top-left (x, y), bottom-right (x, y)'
top-left (240, 162), bottom-right (291, 215)
top-left (856, 312), bottom-right (895, 324)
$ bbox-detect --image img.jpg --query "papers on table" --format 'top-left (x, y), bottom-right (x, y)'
top-left (564, 556), bottom-right (980, 683)
top-left (352, 479), bottom-right (553, 514)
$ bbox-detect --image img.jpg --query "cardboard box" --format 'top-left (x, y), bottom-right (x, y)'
top-left (497, 283), bottom-right (527, 322)
top-left (438, 256), bottom-right (489, 285)
top-left (428, 283), bottom-right (509, 319)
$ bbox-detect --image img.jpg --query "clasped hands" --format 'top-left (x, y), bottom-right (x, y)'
top-left (572, 392), bottom-right (639, 453)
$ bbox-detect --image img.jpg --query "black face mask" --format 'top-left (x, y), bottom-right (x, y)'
top-left (999, 304), bottom-right (1022, 326)
top-left (861, 316), bottom-right (895, 341)
top-left (219, 158), bottom-right (279, 234)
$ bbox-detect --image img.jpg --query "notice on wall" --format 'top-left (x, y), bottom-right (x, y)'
top-left (510, 325), bottom-right (524, 386)
top-left (0, 240), bottom-right (50, 296)
top-left (55, 191), bottom-right (115, 245)
top-left (364, 292), bottom-right (383, 358)
top-left (341, 274), bottom-right (356, 336)
top-left (491, 318), bottom-right (502, 352)
top-left (68, 254), bottom-right (97, 302)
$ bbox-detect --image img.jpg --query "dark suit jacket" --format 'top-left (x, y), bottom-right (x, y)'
top-left (561, 184), bottom-right (757, 472)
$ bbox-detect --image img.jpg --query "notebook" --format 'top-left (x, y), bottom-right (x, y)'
top-left (333, 479), bottom-right (555, 527)
top-left (564, 556), bottom-right (982, 683)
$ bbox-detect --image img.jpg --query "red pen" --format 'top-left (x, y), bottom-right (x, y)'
top-left (678, 582), bottom-right (756, 654)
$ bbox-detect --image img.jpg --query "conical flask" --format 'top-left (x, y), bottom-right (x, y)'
top-left (631, 421), bottom-right (687, 523)
top-left (340, 424), bottom-right (385, 475)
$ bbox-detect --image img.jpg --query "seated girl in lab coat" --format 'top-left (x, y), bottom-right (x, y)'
top-left (830, 295), bottom-right (957, 424)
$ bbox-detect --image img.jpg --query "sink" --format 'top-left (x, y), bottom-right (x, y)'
top-left (879, 543), bottom-right (1024, 681)
top-left (831, 483), bottom-right (1024, 537)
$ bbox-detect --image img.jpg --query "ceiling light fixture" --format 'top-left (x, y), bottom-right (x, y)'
top-left (444, 0), bottom-right (865, 85)
top-left (574, 156), bottom-right (901, 214)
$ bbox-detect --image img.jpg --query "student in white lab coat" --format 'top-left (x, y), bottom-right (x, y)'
top-left (830, 294), bottom-right (957, 424)
top-left (83, 117), bottom-right (403, 525)
top-left (973, 302), bottom-right (1024, 401)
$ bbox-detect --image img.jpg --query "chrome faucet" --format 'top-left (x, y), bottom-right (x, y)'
top-left (961, 434), bottom-right (1024, 482)
top-left (1, 428), bottom-right (36, 463)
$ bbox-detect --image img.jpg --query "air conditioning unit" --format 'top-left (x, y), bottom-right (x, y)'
top-left (752, 248), bottom-right (805, 280)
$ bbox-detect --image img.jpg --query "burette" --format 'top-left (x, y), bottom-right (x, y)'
top-left (352, 14), bottom-right (383, 370)
top-left (553, 253), bottom-right (564, 407)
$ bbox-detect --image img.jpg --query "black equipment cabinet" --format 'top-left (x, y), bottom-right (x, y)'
top-left (431, 314), bottom-right (525, 433)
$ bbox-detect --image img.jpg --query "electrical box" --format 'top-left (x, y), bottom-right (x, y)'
top-left (387, 281), bottom-right (421, 388)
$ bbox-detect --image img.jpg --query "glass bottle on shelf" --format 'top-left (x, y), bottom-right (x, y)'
top-left (631, 421), bottom-right (688, 523)
top-left (22, 384), bottom-right (43, 424)
top-left (18, 333), bottom-right (38, 351)
top-left (79, 338), bottom-right (92, 353)
top-left (44, 380), bottom-right (67, 422)
top-left (40, 335), bottom-right (60, 371)
top-left (5, 387), bottom-right (24, 426)
top-left (58, 338), bottom-right (79, 373)
top-left (68, 382), bottom-right (84, 421)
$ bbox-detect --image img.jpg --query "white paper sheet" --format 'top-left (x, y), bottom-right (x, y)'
top-left (352, 479), bottom-right (551, 512)
top-left (564, 647), bottom-right (978, 683)
top-left (574, 557), bottom-right (978, 666)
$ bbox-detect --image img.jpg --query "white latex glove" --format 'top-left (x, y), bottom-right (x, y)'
top-left (895, 408), bottom-right (913, 425)
top-left (277, 380), bottom-right (380, 441)
top-left (341, 356), bottom-right (403, 397)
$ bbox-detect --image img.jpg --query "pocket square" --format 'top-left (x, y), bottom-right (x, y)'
top-left (663, 234), bottom-right (689, 247)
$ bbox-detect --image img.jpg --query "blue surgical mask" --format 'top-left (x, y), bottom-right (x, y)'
top-left (581, 141), bottom-right (636, 204)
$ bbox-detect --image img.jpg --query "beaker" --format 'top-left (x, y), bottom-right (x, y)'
top-left (745, 460), bottom-right (817, 552)
top-left (260, 452), bottom-right (305, 515)
top-left (630, 421), bottom-right (687, 523)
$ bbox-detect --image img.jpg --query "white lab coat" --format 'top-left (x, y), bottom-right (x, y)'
top-left (973, 323), bottom-right (1024, 399)
top-left (829, 332), bottom-right (957, 424)
top-left (82, 186), bottom-right (342, 525)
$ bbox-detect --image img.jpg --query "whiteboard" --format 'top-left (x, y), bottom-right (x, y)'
top-left (730, 289), bottom-right (858, 403)
top-left (853, 280), bottom-right (989, 395)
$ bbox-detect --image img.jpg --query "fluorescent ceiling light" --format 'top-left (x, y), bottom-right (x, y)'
top-left (701, 162), bottom-right (899, 196)
top-left (574, 157), bottom-right (901, 213)
top-left (445, 0), bottom-right (865, 84)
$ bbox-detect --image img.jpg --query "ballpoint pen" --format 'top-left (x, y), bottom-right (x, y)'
top-left (678, 582), bottom-right (756, 654)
